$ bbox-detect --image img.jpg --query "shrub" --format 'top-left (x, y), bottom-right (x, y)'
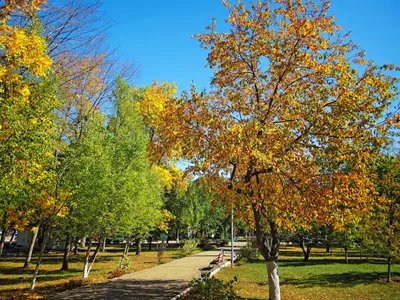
top-left (202, 244), bottom-right (217, 251)
top-left (179, 239), bottom-right (199, 258)
top-left (239, 239), bottom-right (259, 262)
top-left (219, 239), bottom-right (230, 247)
top-left (118, 255), bottom-right (131, 270)
top-left (199, 238), bottom-right (217, 251)
top-left (108, 255), bottom-right (131, 279)
top-left (157, 242), bottom-right (168, 263)
top-left (184, 272), bottom-right (237, 299)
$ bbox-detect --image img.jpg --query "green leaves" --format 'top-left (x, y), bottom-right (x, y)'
top-left (61, 77), bottom-right (163, 243)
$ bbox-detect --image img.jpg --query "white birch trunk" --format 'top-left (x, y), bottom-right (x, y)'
top-left (267, 260), bottom-right (281, 300)
top-left (83, 261), bottom-right (89, 278)
top-left (30, 227), bottom-right (51, 290)
top-left (82, 238), bottom-right (92, 279)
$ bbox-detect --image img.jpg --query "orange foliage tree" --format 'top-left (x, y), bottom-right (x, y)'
top-left (148, 1), bottom-right (399, 299)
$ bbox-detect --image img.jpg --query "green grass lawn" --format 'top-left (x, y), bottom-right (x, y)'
top-left (0, 245), bottom-right (180, 299)
top-left (216, 246), bottom-right (400, 300)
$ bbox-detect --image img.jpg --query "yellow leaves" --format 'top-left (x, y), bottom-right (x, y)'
top-left (0, 4), bottom-right (52, 108)
top-left (137, 81), bottom-right (177, 125)
top-left (136, 81), bottom-right (186, 164)
top-left (20, 86), bottom-right (31, 98)
top-left (154, 165), bottom-right (174, 191)
top-left (1, 26), bottom-right (51, 78)
top-left (157, 209), bottom-right (176, 232)
top-left (153, 164), bottom-right (189, 192)
top-left (320, 39), bottom-right (328, 50)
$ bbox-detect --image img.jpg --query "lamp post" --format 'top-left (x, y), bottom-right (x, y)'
top-left (231, 204), bottom-right (234, 268)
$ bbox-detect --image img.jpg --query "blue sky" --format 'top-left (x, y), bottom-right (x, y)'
top-left (101, 0), bottom-right (400, 94)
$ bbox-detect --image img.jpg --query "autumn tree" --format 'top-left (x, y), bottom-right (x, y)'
top-left (146, 1), bottom-right (399, 299)
top-left (0, 0), bottom-right (55, 257)
top-left (134, 81), bottom-right (192, 245)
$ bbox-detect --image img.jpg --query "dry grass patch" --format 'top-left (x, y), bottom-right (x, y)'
top-left (0, 246), bottom-right (180, 299)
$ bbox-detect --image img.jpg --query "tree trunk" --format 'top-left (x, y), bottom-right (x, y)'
top-left (0, 212), bottom-right (8, 257)
top-left (252, 205), bottom-right (281, 300)
top-left (83, 237), bottom-right (93, 278)
top-left (325, 241), bottom-right (330, 253)
top-left (344, 247), bottom-right (349, 264)
top-left (0, 228), bottom-right (7, 257)
top-left (176, 229), bottom-right (180, 243)
top-left (267, 260), bottom-right (281, 300)
top-left (10, 229), bottom-right (16, 244)
top-left (387, 256), bottom-right (392, 283)
top-left (61, 232), bottom-right (71, 271)
top-left (102, 236), bottom-right (106, 252)
top-left (80, 236), bottom-right (86, 248)
top-left (124, 238), bottom-right (130, 256)
top-left (24, 226), bottom-right (40, 268)
top-left (119, 238), bottom-right (130, 269)
top-left (299, 241), bottom-right (309, 261)
top-left (148, 236), bottom-right (152, 250)
top-left (86, 237), bottom-right (103, 276)
top-left (82, 236), bottom-right (104, 278)
top-left (73, 236), bottom-right (78, 255)
top-left (306, 248), bottom-right (311, 261)
top-left (30, 226), bottom-right (51, 290)
top-left (135, 237), bottom-right (142, 255)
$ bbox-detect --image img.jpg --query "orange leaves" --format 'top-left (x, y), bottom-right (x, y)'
top-left (178, 0), bottom-right (400, 233)
top-left (222, 0), bottom-right (231, 9)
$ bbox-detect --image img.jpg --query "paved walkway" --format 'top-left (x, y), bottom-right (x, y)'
top-left (46, 242), bottom-right (246, 300)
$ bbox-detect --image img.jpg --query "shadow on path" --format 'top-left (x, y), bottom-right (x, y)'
top-left (45, 278), bottom-right (188, 300)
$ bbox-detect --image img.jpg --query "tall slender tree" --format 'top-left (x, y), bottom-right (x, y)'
top-left (0, 1), bottom-right (55, 257)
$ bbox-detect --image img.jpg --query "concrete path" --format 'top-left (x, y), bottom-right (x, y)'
top-left (46, 242), bottom-right (246, 300)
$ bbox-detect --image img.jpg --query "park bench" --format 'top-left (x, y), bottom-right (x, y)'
top-left (209, 251), bottom-right (224, 267)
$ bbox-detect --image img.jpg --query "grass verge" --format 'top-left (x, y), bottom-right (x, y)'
top-left (216, 246), bottom-right (400, 300)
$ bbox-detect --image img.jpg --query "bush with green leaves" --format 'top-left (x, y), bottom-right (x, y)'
top-left (179, 239), bottom-right (199, 257)
top-left (219, 238), bottom-right (230, 247)
top-left (199, 238), bottom-right (217, 251)
top-left (118, 256), bottom-right (131, 271)
top-left (239, 239), bottom-right (259, 262)
top-left (184, 272), bottom-right (237, 299)
top-left (202, 244), bottom-right (217, 251)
